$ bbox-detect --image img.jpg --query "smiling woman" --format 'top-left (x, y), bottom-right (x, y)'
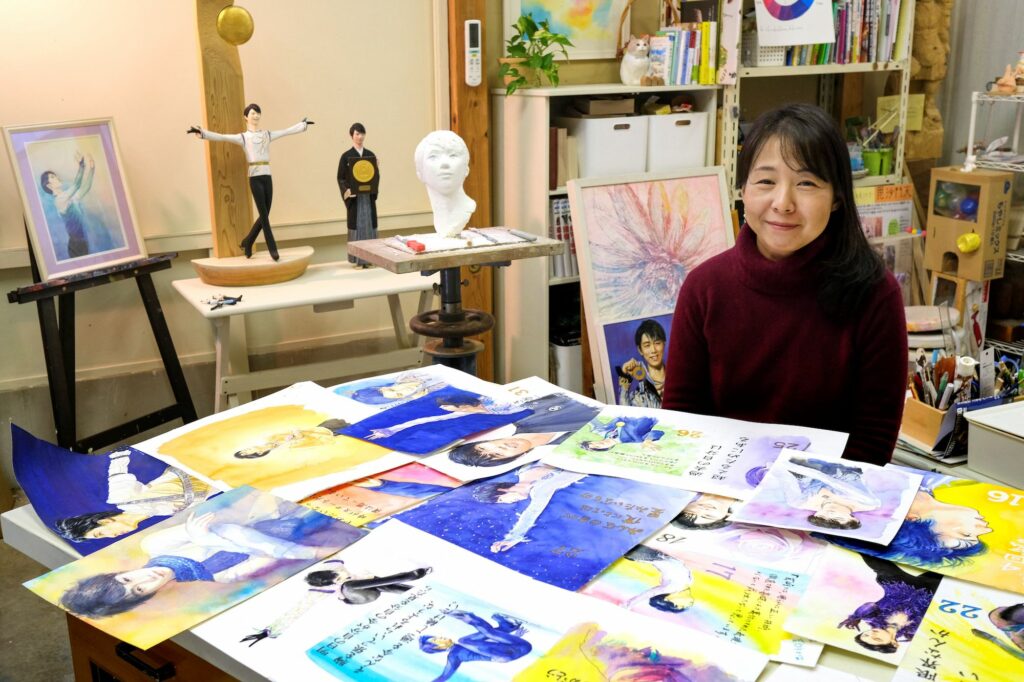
top-left (663, 103), bottom-right (908, 466)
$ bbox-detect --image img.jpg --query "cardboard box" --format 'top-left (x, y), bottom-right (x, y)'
top-left (572, 96), bottom-right (635, 116)
top-left (646, 112), bottom-right (709, 172)
top-left (965, 401), bottom-right (1024, 488)
top-left (925, 166), bottom-right (1013, 281)
top-left (556, 115), bottom-right (648, 179)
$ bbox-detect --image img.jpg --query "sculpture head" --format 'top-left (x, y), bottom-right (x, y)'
top-left (414, 130), bottom-right (476, 236)
top-left (414, 130), bottom-right (470, 196)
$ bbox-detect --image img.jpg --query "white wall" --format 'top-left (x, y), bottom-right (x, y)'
top-left (0, 1), bottom-right (448, 389)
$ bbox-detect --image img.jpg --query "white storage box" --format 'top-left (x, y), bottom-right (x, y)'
top-left (964, 401), bottom-right (1024, 488)
top-left (549, 341), bottom-right (583, 394)
top-left (646, 112), bottom-right (709, 172)
top-left (556, 115), bottom-right (648, 179)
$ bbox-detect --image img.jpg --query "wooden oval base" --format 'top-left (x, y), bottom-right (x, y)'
top-left (191, 246), bottom-right (315, 286)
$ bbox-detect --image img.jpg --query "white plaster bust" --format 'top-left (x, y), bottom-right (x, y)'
top-left (414, 130), bottom-right (476, 237)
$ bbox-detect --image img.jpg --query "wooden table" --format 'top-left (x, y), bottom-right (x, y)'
top-left (172, 261), bottom-right (438, 411)
top-left (348, 235), bottom-right (563, 374)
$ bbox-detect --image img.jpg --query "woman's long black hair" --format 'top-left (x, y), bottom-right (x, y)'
top-left (737, 103), bottom-right (885, 318)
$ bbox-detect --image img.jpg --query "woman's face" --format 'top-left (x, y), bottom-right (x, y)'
top-left (84, 516), bottom-right (137, 540)
top-left (474, 438), bottom-right (533, 461)
top-left (682, 493), bottom-right (734, 525)
top-left (920, 498), bottom-right (993, 548)
top-left (860, 627), bottom-right (897, 647)
top-left (742, 136), bottom-right (836, 261)
top-left (115, 567), bottom-right (172, 597)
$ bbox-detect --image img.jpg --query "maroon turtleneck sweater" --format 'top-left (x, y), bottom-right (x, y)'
top-left (663, 226), bottom-right (907, 466)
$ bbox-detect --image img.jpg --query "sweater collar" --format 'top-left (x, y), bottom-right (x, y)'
top-left (733, 224), bottom-right (829, 296)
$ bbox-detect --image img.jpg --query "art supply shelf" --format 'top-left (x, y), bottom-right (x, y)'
top-left (492, 83), bottom-right (719, 384)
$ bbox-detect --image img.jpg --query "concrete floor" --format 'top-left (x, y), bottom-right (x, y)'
top-left (0, 492), bottom-right (73, 682)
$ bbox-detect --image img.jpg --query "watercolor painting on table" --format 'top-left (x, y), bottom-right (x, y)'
top-left (732, 450), bottom-right (921, 544)
top-left (546, 406), bottom-right (848, 497)
top-left (398, 462), bottom-right (693, 590)
top-left (581, 544), bottom-right (821, 666)
top-left (300, 462), bottom-right (460, 527)
top-left (307, 581), bottom-right (560, 681)
top-left (566, 170), bottom-right (733, 404)
top-left (785, 545), bottom-right (943, 665)
top-left (893, 577), bottom-right (1024, 682)
top-left (25, 486), bottom-right (363, 650)
top-left (648, 518), bottom-right (828, 576)
top-left (134, 382), bottom-right (409, 501)
top-left (12, 425), bottom-right (214, 556)
top-left (512, 611), bottom-right (769, 682)
top-left (422, 385), bottom-right (603, 482)
top-left (330, 364), bottom-right (503, 413)
top-left (835, 466), bottom-right (1024, 595)
top-left (194, 521), bottom-right (767, 681)
top-left (339, 386), bottom-right (532, 455)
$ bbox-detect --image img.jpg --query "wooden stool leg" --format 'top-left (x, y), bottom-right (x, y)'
top-left (136, 274), bottom-right (197, 423)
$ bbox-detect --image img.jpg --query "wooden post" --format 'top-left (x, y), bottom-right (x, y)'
top-left (448, 0), bottom-right (494, 381)
top-left (195, 0), bottom-right (251, 258)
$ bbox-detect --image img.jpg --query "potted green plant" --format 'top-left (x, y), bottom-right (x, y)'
top-left (499, 14), bottom-right (573, 95)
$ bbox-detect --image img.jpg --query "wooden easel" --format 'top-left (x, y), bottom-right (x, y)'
top-left (7, 249), bottom-right (197, 452)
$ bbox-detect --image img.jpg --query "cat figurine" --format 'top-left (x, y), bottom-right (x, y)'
top-left (620, 34), bottom-right (650, 86)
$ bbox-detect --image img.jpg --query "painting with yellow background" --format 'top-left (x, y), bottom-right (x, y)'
top-left (132, 383), bottom-right (407, 499)
top-left (832, 467), bottom-right (1024, 595)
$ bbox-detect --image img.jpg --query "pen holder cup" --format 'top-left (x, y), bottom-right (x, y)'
top-left (879, 147), bottom-right (893, 175)
top-left (863, 149), bottom-right (883, 176)
top-left (900, 397), bottom-right (947, 449)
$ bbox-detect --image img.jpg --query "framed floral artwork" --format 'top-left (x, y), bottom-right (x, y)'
top-left (566, 167), bottom-right (733, 406)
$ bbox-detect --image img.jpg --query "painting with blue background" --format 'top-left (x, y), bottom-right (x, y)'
top-left (398, 463), bottom-right (693, 590)
top-left (11, 425), bottom-right (205, 555)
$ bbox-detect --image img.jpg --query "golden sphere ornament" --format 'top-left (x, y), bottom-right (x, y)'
top-left (217, 6), bottom-right (254, 46)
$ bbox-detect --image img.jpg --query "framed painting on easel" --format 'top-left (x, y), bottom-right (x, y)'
top-left (566, 167), bottom-right (733, 406)
top-left (3, 118), bottom-right (147, 281)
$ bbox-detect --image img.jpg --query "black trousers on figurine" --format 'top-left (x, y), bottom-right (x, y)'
top-left (245, 175), bottom-right (278, 259)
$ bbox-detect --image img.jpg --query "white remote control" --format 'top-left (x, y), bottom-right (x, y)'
top-left (465, 20), bottom-right (482, 87)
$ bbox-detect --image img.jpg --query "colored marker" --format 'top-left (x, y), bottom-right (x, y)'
top-left (394, 235), bottom-right (426, 253)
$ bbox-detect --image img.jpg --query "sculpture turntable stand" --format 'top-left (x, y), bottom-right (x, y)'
top-left (348, 234), bottom-right (563, 376)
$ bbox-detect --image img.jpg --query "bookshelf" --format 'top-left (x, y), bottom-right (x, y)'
top-left (721, 0), bottom-right (917, 202)
top-left (491, 83), bottom-right (720, 384)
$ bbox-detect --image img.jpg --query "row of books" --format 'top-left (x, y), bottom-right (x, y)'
top-left (650, 21), bottom-right (718, 86)
top-left (549, 197), bottom-right (579, 280)
top-left (781, 0), bottom-right (911, 66)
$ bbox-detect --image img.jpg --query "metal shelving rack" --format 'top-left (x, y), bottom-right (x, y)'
top-left (962, 93), bottom-right (1024, 358)
top-left (964, 92), bottom-right (1024, 173)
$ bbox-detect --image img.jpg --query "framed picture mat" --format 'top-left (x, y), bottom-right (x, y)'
top-left (3, 117), bottom-right (147, 281)
top-left (566, 167), bottom-right (733, 405)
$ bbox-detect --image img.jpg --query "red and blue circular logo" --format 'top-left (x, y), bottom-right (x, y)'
top-left (762, 0), bottom-right (815, 21)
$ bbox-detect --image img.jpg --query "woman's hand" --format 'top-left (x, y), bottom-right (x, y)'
top-left (185, 511), bottom-right (217, 541)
